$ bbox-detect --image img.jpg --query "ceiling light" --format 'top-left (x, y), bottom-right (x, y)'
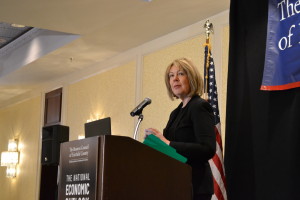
top-left (11, 24), bottom-right (25, 28)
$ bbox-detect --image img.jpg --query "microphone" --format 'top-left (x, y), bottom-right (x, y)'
top-left (130, 98), bottom-right (152, 116)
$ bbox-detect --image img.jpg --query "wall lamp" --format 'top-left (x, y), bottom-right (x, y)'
top-left (1, 139), bottom-right (19, 178)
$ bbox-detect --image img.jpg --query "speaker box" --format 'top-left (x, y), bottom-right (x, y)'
top-left (39, 165), bottom-right (59, 200)
top-left (41, 125), bottom-right (69, 165)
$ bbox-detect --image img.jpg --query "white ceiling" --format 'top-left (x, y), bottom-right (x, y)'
top-left (0, 0), bottom-right (229, 108)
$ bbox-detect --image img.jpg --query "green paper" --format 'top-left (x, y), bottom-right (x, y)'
top-left (143, 134), bottom-right (187, 163)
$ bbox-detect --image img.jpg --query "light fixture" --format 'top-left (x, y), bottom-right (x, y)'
top-left (1, 139), bottom-right (19, 178)
top-left (11, 23), bottom-right (25, 28)
top-left (6, 165), bottom-right (17, 178)
top-left (1, 151), bottom-right (19, 166)
top-left (8, 139), bottom-right (18, 151)
top-left (78, 135), bottom-right (85, 140)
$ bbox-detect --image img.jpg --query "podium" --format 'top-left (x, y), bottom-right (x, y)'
top-left (58, 135), bottom-right (192, 200)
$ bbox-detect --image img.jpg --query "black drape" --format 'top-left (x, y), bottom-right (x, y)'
top-left (224, 0), bottom-right (300, 200)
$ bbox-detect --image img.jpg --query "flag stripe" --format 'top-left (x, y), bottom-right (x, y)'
top-left (213, 176), bottom-right (225, 200)
top-left (211, 194), bottom-right (218, 200)
top-left (209, 160), bottom-right (227, 200)
top-left (212, 152), bottom-right (226, 185)
top-left (215, 126), bottom-right (223, 151)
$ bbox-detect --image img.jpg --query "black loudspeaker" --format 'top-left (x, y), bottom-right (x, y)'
top-left (39, 165), bottom-right (59, 200)
top-left (41, 125), bottom-right (69, 165)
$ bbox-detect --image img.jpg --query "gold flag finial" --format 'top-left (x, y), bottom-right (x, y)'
top-left (204, 20), bottom-right (213, 40)
top-left (203, 20), bottom-right (213, 100)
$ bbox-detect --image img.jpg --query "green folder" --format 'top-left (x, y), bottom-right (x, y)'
top-left (143, 134), bottom-right (187, 163)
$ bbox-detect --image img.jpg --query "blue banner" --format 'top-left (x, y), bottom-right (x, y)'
top-left (262, 0), bottom-right (300, 90)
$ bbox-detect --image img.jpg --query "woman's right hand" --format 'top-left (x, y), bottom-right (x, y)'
top-left (144, 128), bottom-right (170, 145)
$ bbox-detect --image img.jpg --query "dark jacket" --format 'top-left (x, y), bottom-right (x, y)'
top-left (163, 95), bottom-right (216, 195)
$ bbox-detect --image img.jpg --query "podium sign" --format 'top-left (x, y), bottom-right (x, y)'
top-left (58, 135), bottom-right (192, 200)
top-left (58, 137), bottom-right (98, 200)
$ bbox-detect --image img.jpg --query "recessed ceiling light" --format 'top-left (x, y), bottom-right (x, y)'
top-left (11, 24), bottom-right (25, 28)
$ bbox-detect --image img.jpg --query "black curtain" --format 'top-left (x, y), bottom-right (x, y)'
top-left (224, 0), bottom-right (300, 200)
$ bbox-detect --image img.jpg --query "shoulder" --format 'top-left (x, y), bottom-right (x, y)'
top-left (188, 96), bottom-right (213, 113)
top-left (187, 96), bottom-right (214, 123)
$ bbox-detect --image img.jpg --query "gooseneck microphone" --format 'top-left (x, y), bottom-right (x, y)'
top-left (130, 97), bottom-right (152, 117)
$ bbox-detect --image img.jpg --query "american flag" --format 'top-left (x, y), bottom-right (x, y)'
top-left (204, 45), bottom-right (227, 200)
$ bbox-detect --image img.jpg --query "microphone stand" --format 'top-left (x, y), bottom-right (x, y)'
top-left (133, 114), bottom-right (143, 140)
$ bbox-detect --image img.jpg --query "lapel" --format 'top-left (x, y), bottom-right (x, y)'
top-left (165, 102), bottom-right (182, 130)
top-left (165, 95), bottom-right (198, 130)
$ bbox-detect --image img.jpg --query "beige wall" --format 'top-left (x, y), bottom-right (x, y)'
top-left (0, 12), bottom-right (229, 200)
top-left (141, 34), bottom-right (207, 137)
top-left (0, 96), bottom-right (42, 200)
top-left (65, 61), bottom-right (136, 140)
top-left (221, 25), bottom-right (229, 147)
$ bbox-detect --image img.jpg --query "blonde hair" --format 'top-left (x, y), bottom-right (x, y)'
top-left (165, 58), bottom-right (203, 100)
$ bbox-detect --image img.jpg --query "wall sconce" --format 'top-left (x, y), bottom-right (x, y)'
top-left (1, 139), bottom-right (19, 178)
top-left (78, 135), bottom-right (85, 140)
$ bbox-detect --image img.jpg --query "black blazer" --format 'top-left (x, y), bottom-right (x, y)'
top-left (163, 95), bottom-right (216, 195)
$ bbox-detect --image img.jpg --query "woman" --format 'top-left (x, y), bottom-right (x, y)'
top-left (145, 58), bottom-right (216, 200)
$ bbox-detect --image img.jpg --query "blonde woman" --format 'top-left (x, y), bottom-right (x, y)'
top-left (145, 58), bottom-right (216, 200)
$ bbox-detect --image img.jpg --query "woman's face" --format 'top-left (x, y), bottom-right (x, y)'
top-left (168, 65), bottom-right (191, 100)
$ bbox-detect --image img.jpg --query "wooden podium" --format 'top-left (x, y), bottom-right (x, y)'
top-left (58, 135), bottom-right (192, 200)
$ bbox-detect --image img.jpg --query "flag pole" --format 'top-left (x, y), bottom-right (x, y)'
top-left (203, 20), bottom-right (213, 100)
top-left (203, 20), bottom-right (228, 200)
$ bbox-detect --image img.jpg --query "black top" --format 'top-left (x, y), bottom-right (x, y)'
top-left (163, 95), bottom-right (216, 195)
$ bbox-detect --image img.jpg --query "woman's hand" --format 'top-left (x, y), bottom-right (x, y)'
top-left (145, 128), bottom-right (170, 145)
